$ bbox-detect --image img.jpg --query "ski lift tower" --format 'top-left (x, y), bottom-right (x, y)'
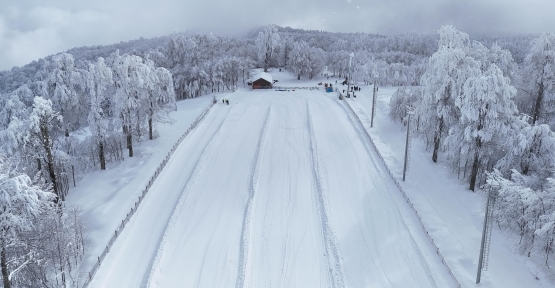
top-left (347, 52), bottom-right (354, 97)
top-left (476, 186), bottom-right (497, 283)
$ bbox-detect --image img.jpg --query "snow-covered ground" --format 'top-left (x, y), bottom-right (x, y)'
top-left (87, 87), bottom-right (453, 287)
top-left (67, 69), bottom-right (554, 288)
top-left (66, 95), bottom-right (216, 283)
top-left (347, 85), bottom-right (554, 287)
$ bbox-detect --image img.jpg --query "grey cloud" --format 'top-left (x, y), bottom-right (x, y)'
top-left (0, 0), bottom-right (554, 70)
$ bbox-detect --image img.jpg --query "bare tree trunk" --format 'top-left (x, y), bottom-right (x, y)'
top-left (149, 102), bottom-right (154, 140)
top-left (533, 82), bottom-right (544, 124)
top-left (72, 165), bottom-right (75, 187)
top-left (1, 244), bottom-right (10, 288)
top-left (40, 122), bottom-right (60, 202)
top-left (124, 125), bottom-right (133, 157)
top-left (432, 117), bottom-right (443, 163)
top-left (99, 141), bottom-right (106, 170)
top-left (469, 151), bottom-right (480, 191)
top-left (46, 145), bottom-right (59, 202)
top-left (148, 118), bottom-right (153, 140)
top-left (127, 131), bottom-right (133, 158)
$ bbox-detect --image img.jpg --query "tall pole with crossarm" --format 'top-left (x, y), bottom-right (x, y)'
top-left (403, 106), bottom-right (414, 181)
top-left (347, 52), bottom-right (354, 98)
top-left (371, 73), bottom-right (379, 127)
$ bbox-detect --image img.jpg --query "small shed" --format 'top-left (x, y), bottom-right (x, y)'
top-left (248, 72), bottom-right (273, 89)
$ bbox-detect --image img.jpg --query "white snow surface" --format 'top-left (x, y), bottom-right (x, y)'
top-left (67, 69), bottom-right (553, 288)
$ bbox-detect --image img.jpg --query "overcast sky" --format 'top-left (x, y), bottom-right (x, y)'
top-left (1, 0), bottom-right (554, 71)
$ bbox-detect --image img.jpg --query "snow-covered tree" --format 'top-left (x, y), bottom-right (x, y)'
top-left (256, 25), bottom-right (280, 72)
top-left (449, 64), bottom-right (518, 191)
top-left (521, 33), bottom-right (555, 127)
top-left (306, 47), bottom-right (325, 80)
top-left (487, 43), bottom-right (517, 79)
top-left (496, 120), bottom-right (555, 189)
top-left (418, 25), bottom-right (475, 163)
top-left (48, 53), bottom-right (87, 136)
top-left (289, 40), bottom-right (310, 80)
top-left (87, 57), bottom-right (113, 170)
top-left (145, 60), bottom-right (176, 140)
top-left (485, 169), bottom-right (544, 251)
top-left (0, 154), bottom-right (54, 288)
top-left (0, 91), bottom-right (29, 131)
top-left (279, 36), bottom-right (293, 69)
top-left (112, 53), bottom-right (150, 157)
top-left (389, 87), bottom-right (423, 125)
top-left (27, 97), bottom-right (63, 201)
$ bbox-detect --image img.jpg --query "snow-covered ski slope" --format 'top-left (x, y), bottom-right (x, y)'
top-left (91, 89), bottom-right (455, 287)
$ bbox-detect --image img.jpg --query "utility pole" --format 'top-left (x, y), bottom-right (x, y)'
top-left (403, 106), bottom-right (414, 181)
top-left (347, 52), bottom-right (354, 98)
top-left (476, 187), bottom-right (496, 283)
top-left (371, 73), bottom-right (378, 127)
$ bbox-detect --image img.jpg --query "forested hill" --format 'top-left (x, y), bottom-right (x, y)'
top-left (65, 35), bottom-right (171, 63)
top-left (0, 26), bottom-right (536, 95)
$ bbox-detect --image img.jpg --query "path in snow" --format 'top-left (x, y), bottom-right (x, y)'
top-left (91, 89), bottom-right (454, 287)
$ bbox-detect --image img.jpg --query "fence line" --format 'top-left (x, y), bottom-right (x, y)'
top-left (343, 99), bottom-right (462, 288)
top-left (272, 86), bottom-right (324, 90)
top-left (81, 101), bottom-right (215, 288)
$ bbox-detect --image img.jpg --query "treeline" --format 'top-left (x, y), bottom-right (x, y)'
top-left (0, 48), bottom-right (176, 286)
top-left (389, 26), bottom-right (555, 265)
top-left (1, 26), bottom-right (538, 96)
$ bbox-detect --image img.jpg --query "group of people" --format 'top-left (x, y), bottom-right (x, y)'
top-left (317, 82), bottom-right (333, 88)
top-left (221, 98), bottom-right (229, 105)
top-left (342, 91), bottom-right (356, 98)
top-left (341, 85), bottom-right (361, 98)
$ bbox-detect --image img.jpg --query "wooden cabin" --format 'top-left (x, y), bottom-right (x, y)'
top-left (248, 72), bottom-right (273, 89)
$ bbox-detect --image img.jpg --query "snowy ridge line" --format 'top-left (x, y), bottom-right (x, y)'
top-left (306, 103), bottom-right (347, 288)
top-left (235, 106), bottom-right (272, 288)
top-left (342, 99), bottom-right (462, 288)
top-left (146, 102), bottom-right (234, 288)
top-left (81, 101), bottom-right (215, 288)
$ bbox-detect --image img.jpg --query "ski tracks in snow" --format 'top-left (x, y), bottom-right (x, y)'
top-left (235, 106), bottom-right (272, 288)
top-left (146, 106), bottom-right (232, 288)
top-left (306, 102), bottom-right (347, 288)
